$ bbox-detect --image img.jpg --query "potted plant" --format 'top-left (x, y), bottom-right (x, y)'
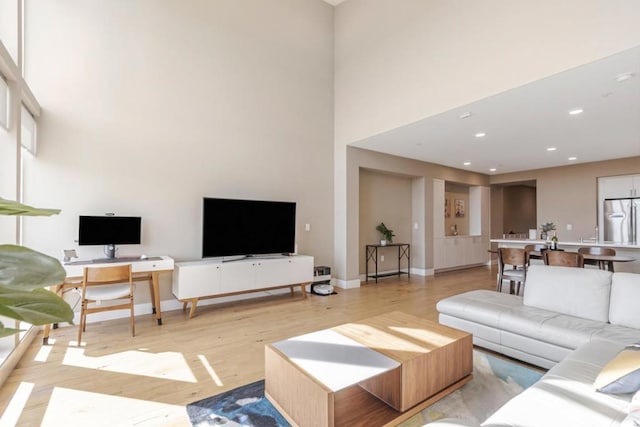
top-left (0, 198), bottom-right (74, 337)
top-left (539, 222), bottom-right (556, 240)
top-left (376, 222), bottom-right (395, 246)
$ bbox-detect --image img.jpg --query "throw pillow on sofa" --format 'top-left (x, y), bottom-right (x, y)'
top-left (595, 342), bottom-right (640, 394)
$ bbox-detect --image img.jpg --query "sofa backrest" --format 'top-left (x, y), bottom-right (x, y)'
top-left (609, 272), bottom-right (640, 329)
top-left (524, 265), bottom-right (612, 322)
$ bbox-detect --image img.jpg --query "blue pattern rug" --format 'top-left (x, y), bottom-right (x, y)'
top-left (186, 350), bottom-right (543, 427)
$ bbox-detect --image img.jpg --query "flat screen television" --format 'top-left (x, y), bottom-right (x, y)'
top-left (202, 197), bottom-right (296, 258)
top-left (78, 216), bottom-right (142, 246)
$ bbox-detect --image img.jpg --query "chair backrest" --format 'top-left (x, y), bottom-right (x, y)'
top-left (83, 264), bottom-right (132, 286)
top-left (543, 251), bottom-right (584, 268)
top-left (498, 247), bottom-right (526, 268)
top-left (578, 246), bottom-right (616, 256)
top-left (524, 244), bottom-right (548, 253)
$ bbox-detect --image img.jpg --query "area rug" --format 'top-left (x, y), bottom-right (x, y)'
top-left (186, 350), bottom-right (543, 427)
top-left (399, 351), bottom-right (543, 426)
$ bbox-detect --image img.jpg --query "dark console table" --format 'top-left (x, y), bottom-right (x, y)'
top-left (365, 243), bottom-right (410, 283)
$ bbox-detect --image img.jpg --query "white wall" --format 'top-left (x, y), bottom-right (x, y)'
top-left (334, 0), bottom-right (640, 146)
top-left (358, 169), bottom-right (412, 274)
top-left (21, 0), bottom-right (335, 302)
top-left (332, 0), bottom-right (640, 282)
top-left (491, 156), bottom-right (640, 242)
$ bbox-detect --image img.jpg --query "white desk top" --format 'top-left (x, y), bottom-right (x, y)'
top-left (63, 255), bottom-right (174, 277)
top-left (271, 329), bottom-right (399, 392)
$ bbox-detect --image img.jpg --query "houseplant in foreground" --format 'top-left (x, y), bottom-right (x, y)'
top-left (0, 198), bottom-right (74, 337)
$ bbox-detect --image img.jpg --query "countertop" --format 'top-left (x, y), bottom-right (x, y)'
top-left (490, 238), bottom-right (640, 250)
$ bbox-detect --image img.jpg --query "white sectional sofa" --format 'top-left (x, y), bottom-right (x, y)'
top-left (434, 264), bottom-right (640, 427)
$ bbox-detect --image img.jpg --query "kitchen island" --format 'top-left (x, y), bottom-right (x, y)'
top-left (491, 239), bottom-right (640, 273)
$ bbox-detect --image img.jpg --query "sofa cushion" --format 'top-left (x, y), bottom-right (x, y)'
top-left (523, 265), bottom-right (612, 322)
top-left (592, 323), bottom-right (640, 346)
top-left (436, 290), bottom-right (522, 329)
top-left (621, 391), bottom-right (640, 427)
top-left (483, 339), bottom-right (631, 427)
top-left (609, 272), bottom-right (640, 329)
top-left (594, 342), bottom-right (640, 394)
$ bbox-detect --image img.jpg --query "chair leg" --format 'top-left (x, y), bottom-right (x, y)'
top-left (130, 295), bottom-right (135, 337)
top-left (77, 300), bottom-right (85, 346)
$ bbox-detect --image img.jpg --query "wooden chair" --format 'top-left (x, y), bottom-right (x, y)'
top-left (78, 264), bottom-right (135, 346)
top-left (543, 251), bottom-right (584, 268)
top-left (524, 244), bottom-right (548, 263)
top-left (497, 248), bottom-right (527, 295)
top-left (578, 247), bottom-right (616, 271)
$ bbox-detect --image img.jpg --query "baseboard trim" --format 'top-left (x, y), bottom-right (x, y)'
top-left (410, 267), bottom-right (434, 276)
top-left (334, 278), bottom-right (361, 289)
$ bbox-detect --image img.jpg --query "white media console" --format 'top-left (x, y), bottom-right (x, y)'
top-left (172, 255), bottom-right (314, 317)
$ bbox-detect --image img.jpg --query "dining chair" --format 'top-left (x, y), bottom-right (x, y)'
top-left (524, 244), bottom-right (548, 264)
top-left (497, 248), bottom-right (527, 295)
top-left (578, 247), bottom-right (616, 271)
top-left (78, 264), bottom-right (135, 346)
top-left (543, 251), bottom-right (584, 268)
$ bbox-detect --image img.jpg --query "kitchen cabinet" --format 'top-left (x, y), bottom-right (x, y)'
top-left (434, 236), bottom-right (489, 270)
top-left (598, 174), bottom-right (640, 199)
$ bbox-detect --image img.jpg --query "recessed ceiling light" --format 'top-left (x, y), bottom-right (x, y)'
top-left (569, 108), bottom-right (583, 115)
top-left (615, 72), bottom-right (634, 83)
top-left (475, 132), bottom-right (486, 138)
top-left (459, 112), bottom-right (472, 119)
top-left (546, 147), bottom-right (557, 152)
top-left (463, 162), bottom-right (471, 166)
top-left (568, 156), bottom-right (577, 161)
top-left (489, 168), bottom-right (497, 172)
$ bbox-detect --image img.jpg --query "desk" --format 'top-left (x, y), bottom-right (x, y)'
top-left (43, 256), bottom-right (174, 344)
top-left (365, 243), bottom-right (410, 283)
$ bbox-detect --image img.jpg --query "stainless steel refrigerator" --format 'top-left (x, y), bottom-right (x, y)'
top-left (603, 197), bottom-right (640, 243)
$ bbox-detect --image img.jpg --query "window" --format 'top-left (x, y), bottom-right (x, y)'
top-left (20, 104), bottom-right (36, 155)
top-left (0, 76), bottom-right (7, 130)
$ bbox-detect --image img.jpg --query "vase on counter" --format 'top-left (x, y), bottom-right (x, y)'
top-left (380, 239), bottom-right (387, 246)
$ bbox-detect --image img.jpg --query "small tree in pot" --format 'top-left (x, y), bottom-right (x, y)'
top-left (376, 222), bottom-right (395, 246)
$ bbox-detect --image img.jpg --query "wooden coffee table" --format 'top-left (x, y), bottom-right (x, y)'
top-left (265, 311), bottom-right (473, 427)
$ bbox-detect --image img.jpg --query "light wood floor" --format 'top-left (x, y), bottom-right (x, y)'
top-left (0, 266), bottom-right (496, 426)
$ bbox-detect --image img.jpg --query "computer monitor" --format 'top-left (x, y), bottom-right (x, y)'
top-left (78, 215), bottom-right (141, 258)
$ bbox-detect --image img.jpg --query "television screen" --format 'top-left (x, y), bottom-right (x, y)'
top-left (202, 198), bottom-right (296, 257)
top-left (78, 216), bottom-right (142, 246)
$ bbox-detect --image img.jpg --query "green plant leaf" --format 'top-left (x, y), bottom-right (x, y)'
top-left (0, 321), bottom-right (23, 338)
top-left (0, 198), bottom-right (60, 216)
top-left (0, 287), bottom-right (74, 325)
top-left (0, 245), bottom-right (66, 290)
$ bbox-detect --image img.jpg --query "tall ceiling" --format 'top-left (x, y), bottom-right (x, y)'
top-left (350, 46), bottom-right (640, 175)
